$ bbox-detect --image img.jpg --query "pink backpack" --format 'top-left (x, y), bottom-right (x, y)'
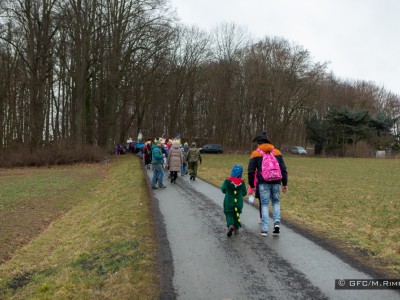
top-left (257, 148), bottom-right (282, 181)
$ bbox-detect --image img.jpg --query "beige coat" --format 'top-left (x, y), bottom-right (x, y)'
top-left (167, 142), bottom-right (183, 172)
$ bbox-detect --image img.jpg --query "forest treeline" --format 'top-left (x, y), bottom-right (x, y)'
top-left (1, 0), bottom-right (399, 157)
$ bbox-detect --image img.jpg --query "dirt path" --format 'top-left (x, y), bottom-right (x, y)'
top-left (147, 169), bottom-right (399, 300)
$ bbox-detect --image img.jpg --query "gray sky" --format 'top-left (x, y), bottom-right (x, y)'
top-left (169, 0), bottom-right (400, 95)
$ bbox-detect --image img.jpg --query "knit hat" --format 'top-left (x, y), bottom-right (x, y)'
top-left (252, 131), bottom-right (271, 144)
top-left (230, 165), bottom-right (243, 178)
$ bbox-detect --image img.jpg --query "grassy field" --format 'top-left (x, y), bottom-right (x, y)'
top-left (0, 154), bottom-right (398, 299)
top-left (0, 157), bottom-right (159, 299)
top-left (198, 154), bottom-right (400, 277)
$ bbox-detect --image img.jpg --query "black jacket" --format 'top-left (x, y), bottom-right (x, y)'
top-left (247, 143), bottom-right (288, 188)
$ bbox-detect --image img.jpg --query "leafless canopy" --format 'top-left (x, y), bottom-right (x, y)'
top-left (0, 1), bottom-right (399, 153)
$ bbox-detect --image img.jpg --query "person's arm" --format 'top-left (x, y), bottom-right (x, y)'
top-left (276, 155), bottom-right (288, 186)
top-left (154, 148), bottom-right (163, 161)
top-left (186, 149), bottom-right (191, 162)
top-left (247, 157), bottom-right (256, 188)
top-left (221, 180), bottom-right (227, 194)
top-left (276, 155), bottom-right (288, 193)
top-left (241, 182), bottom-right (247, 197)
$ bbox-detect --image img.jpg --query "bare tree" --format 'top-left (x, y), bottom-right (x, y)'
top-left (242, 37), bottom-right (326, 147)
top-left (208, 22), bottom-right (250, 147)
top-left (2, 0), bottom-right (59, 151)
top-left (1, 1), bottom-right (399, 155)
top-left (161, 25), bottom-right (210, 138)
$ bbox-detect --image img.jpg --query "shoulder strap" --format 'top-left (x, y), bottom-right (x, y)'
top-left (256, 149), bottom-right (265, 156)
top-left (257, 147), bottom-right (275, 155)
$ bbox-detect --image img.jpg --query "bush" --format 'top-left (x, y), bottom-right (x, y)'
top-left (0, 144), bottom-right (108, 168)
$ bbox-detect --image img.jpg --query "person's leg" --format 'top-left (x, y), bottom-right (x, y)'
top-left (259, 184), bottom-right (271, 235)
top-left (192, 162), bottom-right (198, 178)
top-left (189, 162), bottom-right (196, 180)
top-left (153, 166), bottom-right (159, 185)
top-left (188, 162), bottom-right (194, 176)
top-left (173, 171), bottom-right (178, 182)
top-left (157, 165), bottom-right (165, 187)
top-left (150, 165), bottom-right (158, 188)
top-left (256, 186), bottom-right (262, 223)
top-left (225, 212), bottom-right (235, 237)
top-left (225, 212), bottom-right (234, 228)
top-left (271, 184), bottom-right (281, 234)
top-left (233, 209), bottom-right (241, 232)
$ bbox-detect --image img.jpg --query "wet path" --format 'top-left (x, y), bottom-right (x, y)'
top-left (147, 169), bottom-right (399, 300)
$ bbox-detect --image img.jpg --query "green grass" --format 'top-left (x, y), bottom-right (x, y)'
top-left (0, 165), bottom-right (106, 262)
top-left (198, 154), bottom-right (400, 277)
top-left (0, 167), bottom-right (92, 208)
top-left (1, 153), bottom-right (398, 299)
top-left (0, 157), bottom-right (159, 299)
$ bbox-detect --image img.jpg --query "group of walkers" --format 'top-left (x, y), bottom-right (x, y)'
top-left (221, 131), bottom-right (288, 238)
top-left (145, 131), bottom-right (288, 239)
top-left (115, 140), bottom-right (144, 155)
top-left (145, 139), bottom-right (202, 189)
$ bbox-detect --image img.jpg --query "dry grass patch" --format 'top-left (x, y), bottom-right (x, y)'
top-left (198, 154), bottom-right (400, 277)
top-left (0, 156), bottom-right (159, 299)
top-left (0, 165), bottom-right (105, 263)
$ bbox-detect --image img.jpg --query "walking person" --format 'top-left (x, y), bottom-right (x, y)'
top-left (162, 141), bottom-right (172, 176)
top-left (221, 165), bottom-right (247, 237)
top-left (167, 141), bottom-right (183, 183)
top-left (150, 140), bottom-right (167, 189)
top-left (115, 143), bottom-right (122, 155)
top-left (183, 142), bottom-right (189, 153)
top-left (248, 132), bottom-right (288, 237)
top-left (143, 142), bottom-right (152, 169)
top-left (180, 142), bottom-right (189, 176)
top-left (186, 142), bottom-right (202, 180)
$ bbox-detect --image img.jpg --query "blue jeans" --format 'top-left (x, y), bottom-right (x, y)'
top-left (181, 163), bottom-right (186, 176)
top-left (151, 164), bottom-right (164, 187)
top-left (259, 183), bottom-right (281, 232)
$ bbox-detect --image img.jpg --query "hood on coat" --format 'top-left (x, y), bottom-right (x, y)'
top-left (250, 143), bottom-right (281, 158)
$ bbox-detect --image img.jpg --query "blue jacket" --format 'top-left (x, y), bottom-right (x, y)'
top-left (151, 144), bottom-right (163, 165)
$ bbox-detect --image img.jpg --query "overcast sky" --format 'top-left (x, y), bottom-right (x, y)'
top-left (169, 0), bottom-right (400, 95)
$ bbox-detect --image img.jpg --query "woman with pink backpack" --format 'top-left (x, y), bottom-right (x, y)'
top-left (247, 132), bottom-right (288, 237)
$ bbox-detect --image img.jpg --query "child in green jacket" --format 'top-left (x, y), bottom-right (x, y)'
top-left (221, 165), bottom-right (247, 237)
